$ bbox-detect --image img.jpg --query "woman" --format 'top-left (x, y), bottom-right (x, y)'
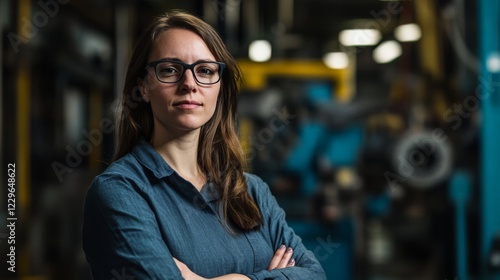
top-left (82, 10), bottom-right (326, 280)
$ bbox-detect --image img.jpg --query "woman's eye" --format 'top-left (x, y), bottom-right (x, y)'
top-left (158, 66), bottom-right (179, 75)
top-left (197, 67), bottom-right (215, 76)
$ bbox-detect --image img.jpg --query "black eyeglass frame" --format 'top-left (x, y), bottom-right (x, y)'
top-left (146, 59), bottom-right (226, 85)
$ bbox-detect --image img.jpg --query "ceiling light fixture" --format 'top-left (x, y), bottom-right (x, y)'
top-left (339, 29), bottom-right (382, 46)
top-left (373, 40), bottom-right (402, 63)
top-left (394, 23), bottom-right (422, 42)
top-left (248, 40), bottom-right (272, 62)
top-left (323, 52), bottom-right (349, 69)
top-left (487, 52), bottom-right (500, 73)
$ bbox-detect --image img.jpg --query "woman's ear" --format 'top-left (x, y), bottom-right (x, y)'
top-left (137, 78), bottom-right (150, 103)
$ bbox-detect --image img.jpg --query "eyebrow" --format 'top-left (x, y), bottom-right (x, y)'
top-left (159, 57), bottom-right (217, 63)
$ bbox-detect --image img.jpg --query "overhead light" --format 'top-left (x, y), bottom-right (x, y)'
top-left (394, 23), bottom-right (422, 42)
top-left (339, 29), bottom-right (382, 46)
top-left (249, 40), bottom-right (272, 62)
top-left (323, 52), bottom-right (349, 69)
top-left (373, 40), bottom-right (402, 63)
top-left (487, 52), bottom-right (500, 73)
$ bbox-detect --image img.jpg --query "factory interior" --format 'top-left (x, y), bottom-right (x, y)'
top-left (1, 0), bottom-right (500, 279)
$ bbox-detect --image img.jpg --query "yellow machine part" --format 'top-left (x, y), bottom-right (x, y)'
top-left (237, 59), bottom-right (353, 103)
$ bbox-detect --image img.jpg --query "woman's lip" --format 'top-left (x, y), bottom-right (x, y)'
top-left (173, 101), bottom-right (202, 109)
top-left (173, 101), bottom-right (202, 106)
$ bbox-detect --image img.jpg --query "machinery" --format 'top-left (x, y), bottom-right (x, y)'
top-left (2, 0), bottom-right (499, 279)
top-left (238, 59), bottom-right (361, 279)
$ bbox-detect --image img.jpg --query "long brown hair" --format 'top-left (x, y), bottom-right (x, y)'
top-left (115, 10), bottom-right (262, 232)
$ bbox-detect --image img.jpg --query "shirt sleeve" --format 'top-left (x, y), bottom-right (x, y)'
top-left (82, 173), bottom-right (183, 280)
top-left (244, 174), bottom-right (327, 280)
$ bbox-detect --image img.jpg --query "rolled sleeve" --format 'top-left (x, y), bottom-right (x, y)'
top-left (245, 174), bottom-right (327, 280)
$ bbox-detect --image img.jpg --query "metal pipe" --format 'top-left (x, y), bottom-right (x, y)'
top-left (479, 0), bottom-right (500, 278)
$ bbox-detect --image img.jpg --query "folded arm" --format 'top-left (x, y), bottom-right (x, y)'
top-left (244, 174), bottom-right (327, 280)
top-left (174, 244), bottom-right (296, 280)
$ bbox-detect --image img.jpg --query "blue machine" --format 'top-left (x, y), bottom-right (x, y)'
top-left (284, 82), bottom-right (364, 195)
top-left (282, 81), bottom-right (363, 280)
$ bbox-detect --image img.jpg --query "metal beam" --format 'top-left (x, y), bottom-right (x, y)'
top-left (0, 0), bottom-right (7, 165)
top-left (16, 0), bottom-right (31, 276)
top-left (17, 0), bottom-right (31, 224)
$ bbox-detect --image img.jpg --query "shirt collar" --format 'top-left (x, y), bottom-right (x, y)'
top-left (131, 137), bottom-right (221, 202)
top-left (131, 137), bottom-right (175, 178)
top-left (200, 181), bottom-right (220, 202)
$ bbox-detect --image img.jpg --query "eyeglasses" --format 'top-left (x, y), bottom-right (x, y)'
top-left (146, 59), bottom-right (226, 85)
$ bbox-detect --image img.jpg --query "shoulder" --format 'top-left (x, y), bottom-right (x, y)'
top-left (95, 153), bottom-right (144, 184)
top-left (86, 154), bottom-right (147, 204)
top-left (243, 172), bottom-right (264, 185)
top-left (243, 172), bottom-right (276, 212)
top-left (243, 172), bottom-right (268, 195)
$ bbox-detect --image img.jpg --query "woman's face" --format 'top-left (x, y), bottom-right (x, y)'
top-left (141, 28), bottom-right (221, 136)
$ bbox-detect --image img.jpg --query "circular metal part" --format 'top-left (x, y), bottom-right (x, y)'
top-left (391, 130), bottom-right (453, 189)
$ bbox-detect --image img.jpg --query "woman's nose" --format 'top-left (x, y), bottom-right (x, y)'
top-left (179, 69), bottom-right (197, 92)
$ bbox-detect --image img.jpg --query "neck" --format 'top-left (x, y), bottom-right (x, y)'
top-left (152, 128), bottom-right (206, 190)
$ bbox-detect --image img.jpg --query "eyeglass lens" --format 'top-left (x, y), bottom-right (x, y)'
top-left (155, 61), bottom-right (221, 84)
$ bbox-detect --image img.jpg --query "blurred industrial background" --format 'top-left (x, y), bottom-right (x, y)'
top-left (1, 0), bottom-right (500, 279)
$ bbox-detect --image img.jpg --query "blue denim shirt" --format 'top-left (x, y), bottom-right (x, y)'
top-left (82, 138), bottom-right (326, 279)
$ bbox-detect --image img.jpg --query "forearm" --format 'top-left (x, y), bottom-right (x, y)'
top-left (247, 248), bottom-right (326, 280)
top-left (210, 274), bottom-right (250, 280)
top-left (246, 265), bottom-right (326, 280)
top-left (175, 244), bottom-right (296, 280)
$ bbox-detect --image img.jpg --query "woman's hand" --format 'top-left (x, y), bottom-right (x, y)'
top-left (174, 258), bottom-right (207, 280)
top-left (174, 258), bottom-right (250, 280)
top-left (267, 244), bottom-right (295, 270)
top-left (174, 245), bottom-right (295, 280)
